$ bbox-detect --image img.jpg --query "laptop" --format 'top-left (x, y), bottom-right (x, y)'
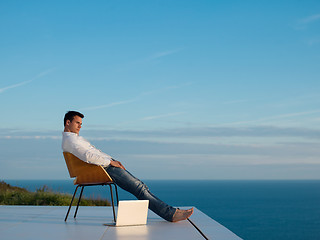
top-left (104, 200), bottom-right (149, 227)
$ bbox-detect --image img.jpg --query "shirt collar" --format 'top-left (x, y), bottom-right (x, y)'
top-left (62, 131), bottom-right (78, 137)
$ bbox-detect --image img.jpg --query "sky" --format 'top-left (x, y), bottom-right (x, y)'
top-left (0, 0), bottom-right (320, 180)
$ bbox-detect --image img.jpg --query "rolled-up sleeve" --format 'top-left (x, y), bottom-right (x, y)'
top-left (83, 148), bottom-right (111, 166)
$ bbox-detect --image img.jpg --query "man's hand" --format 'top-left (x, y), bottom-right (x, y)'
top-left (110, 160), bottom-right (126, 170)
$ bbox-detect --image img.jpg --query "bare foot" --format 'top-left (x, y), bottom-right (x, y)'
top-left (171, 208), bottom-right (194, 222)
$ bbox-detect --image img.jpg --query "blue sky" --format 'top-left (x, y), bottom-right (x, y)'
top-left (1, 0), bottom-right (320, 180)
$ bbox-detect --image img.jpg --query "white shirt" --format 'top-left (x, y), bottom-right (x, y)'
top-left (62, 132), bottom-right (112, 167)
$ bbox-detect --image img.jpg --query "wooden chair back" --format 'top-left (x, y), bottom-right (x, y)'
top-left (63, 152), bottom-right (113, 185)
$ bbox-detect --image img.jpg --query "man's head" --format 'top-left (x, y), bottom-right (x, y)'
top-left (64, 111), bottom-right (84, 134)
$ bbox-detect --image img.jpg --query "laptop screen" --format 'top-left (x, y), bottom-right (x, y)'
top-left (116, 200), bottom-right (149, 226)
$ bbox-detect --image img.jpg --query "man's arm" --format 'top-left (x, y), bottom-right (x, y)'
top-left (63, 133), bottom-right (111, 167)
top-left (63, 133), bottom-right (126, 169)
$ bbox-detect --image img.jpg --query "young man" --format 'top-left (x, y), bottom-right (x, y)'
top-left (62, 111), bottom-right (193, 222)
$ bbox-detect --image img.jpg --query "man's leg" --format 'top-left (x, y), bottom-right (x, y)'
top-left (105, 166), bottom-right (176, 221)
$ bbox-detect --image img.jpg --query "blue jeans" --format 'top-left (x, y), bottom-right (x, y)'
top-left (105, 166), bottom-right (176, 222)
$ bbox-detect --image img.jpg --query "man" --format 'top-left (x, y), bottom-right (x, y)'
top-left (62, 111), bottom-right (193, 222)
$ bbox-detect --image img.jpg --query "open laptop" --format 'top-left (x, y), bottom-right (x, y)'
top-left (104, 200), bottom-right (149, 227)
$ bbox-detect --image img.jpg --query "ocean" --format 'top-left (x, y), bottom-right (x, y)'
top-left (4, 179), bottom-right (320, 240)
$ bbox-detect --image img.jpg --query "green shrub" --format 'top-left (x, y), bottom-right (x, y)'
top-left (0, 181), bottom-right (110, 206)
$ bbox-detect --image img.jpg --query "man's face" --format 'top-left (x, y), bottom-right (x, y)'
top-left (66, 115), bottom-right (82, 134)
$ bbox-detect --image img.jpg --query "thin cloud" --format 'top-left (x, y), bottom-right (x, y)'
top-left (149, 48), bottom-right (183, 60)
top-left (3, 124), bottom-right (320, 141)
top-left (141, 82), bottom-right (193, 96)
top-left (141, 112), bottom-right (185, 121)
top-left (268, 110), bottom-right (320, 119)
top-left (0, 135), bottom-right (60, 140)
top-left (113, 47), bottom-right (184, 73)
top-left (306, 37), bottom-right (320, 46)
top-left (80, 82), bottom-right (192, 112)
top-left (0, 68), bottom-right (55, 94)
top-left (0, 80), bottom-right (33, 93)
top-left (223, 99), bottom-right (249, 104)
top-left (164, 82), bottom-right (193, 90)
top-left (220, 110), bottom-right (320, 126)
top-left (294, 13), bottom-right (320, 31)
top-left (299, 13), bottom-right (320, 24)
top-left (80, 99), bottom-right (137, 111)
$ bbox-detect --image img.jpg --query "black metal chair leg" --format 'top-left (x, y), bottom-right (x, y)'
top-left (114, 184), bottom-right (119, 205)
top-left (109, 184), bottom-right (116, 222)
top-left (65, 185), bottom-right (80, 221)
top-left (74, 186), bottom-right (84, 218)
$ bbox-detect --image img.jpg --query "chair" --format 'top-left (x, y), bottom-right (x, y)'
top-left (63, 152), bottom-right (119, 222)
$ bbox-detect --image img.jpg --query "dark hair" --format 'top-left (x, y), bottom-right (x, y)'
top-left (64, 111), bottom-right (84, 126)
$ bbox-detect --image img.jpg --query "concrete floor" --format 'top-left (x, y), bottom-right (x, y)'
top-left (0, 205), bottom-right (242, 240)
